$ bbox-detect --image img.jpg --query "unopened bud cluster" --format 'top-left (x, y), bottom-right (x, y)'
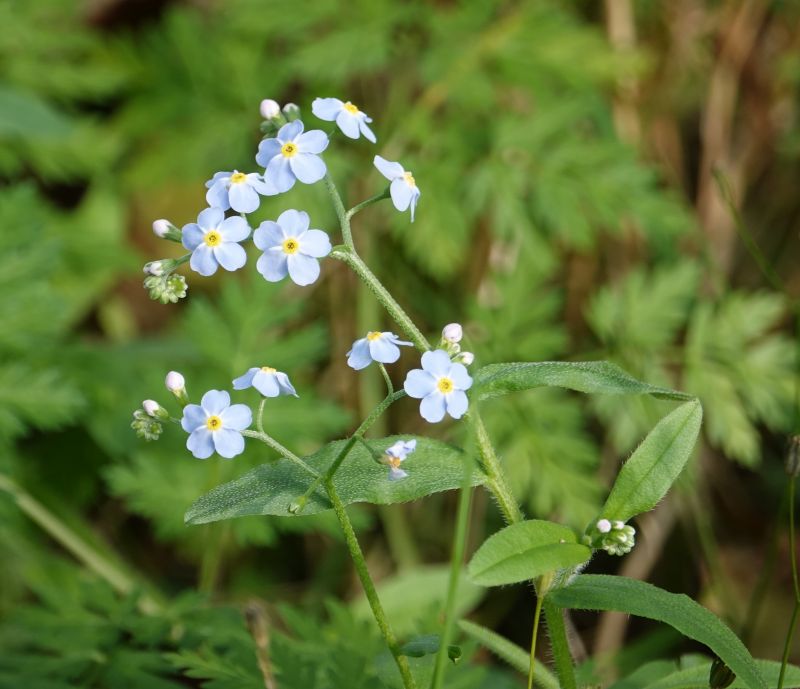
top-left (259, 99), bottom-right (301, 136)
top-left (439, 323), bottom-right (474, 366)
top-left (144, 273), bottom-right (188, 304)
top-left (583, 518), bottom-right (636, 556)
top-left (131, 408), bottom-right (163, 441)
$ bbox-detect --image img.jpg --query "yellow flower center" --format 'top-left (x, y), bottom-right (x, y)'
top-left (204, 230), bottom-right (222, 247)
top-left (260, 366), bottom-right (277, 373)
top-left (230, 172), bottom-right (247, 184)
top-left (206, 415), bottom-right (222, 431)
top-left (281, 142), bottom-right (298, 157)
top-left (282, 238), bottom-right (299, 254)
top-left (404, 170), bottom-right (416, 187)
top-left (437, 377), bottom-right (454, 394)
top-left (385, 454), bottom-right (401, 469)
top-left (344, 101), bottom-right (359, 114)
top-left (367, 331), bottom-right (383, 341)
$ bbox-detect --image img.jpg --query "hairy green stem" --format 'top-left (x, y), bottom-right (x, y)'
top-left (431, 456), bottom-right (474, 689)
top-left (378, 363), bottom-right (394, 395)
top-left (0, 473), bottom-right (163, 614)
top-left (543, 600), bottom-right (577, 689)
top-left (332, 247), bottom-right (431, 352)
top-left (324, 173), bottom-right (352, 247)
top-left (778, 477), bottom-right (799, 689)
top-left (472, 412), bottom-right (523, 524)
top-left (347, 187), bottom-right (391, 221)
top-left (326, 478), bottom-right (417, 689)
top-left (527, 590), bottom-right (545, 689)
top-left (241, 429), bottom-right (319, 477)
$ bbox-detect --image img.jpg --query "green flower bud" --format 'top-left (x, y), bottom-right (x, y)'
top-left (131, 408), bottom-right (163, 441)
top-left (709, 658), bottom-right (735, 689)
top-left (585, 517), bottom-right (636, 556)
top-left (144, 273), bottom-right (188, 304)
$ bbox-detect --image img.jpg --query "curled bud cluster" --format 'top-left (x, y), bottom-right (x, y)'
top-left (438, 323), bottom-right (474, 366)
top-left (144, 273), bottom-right (188, 304)
top-left (583, 518), bottom-right (636, 556)
top-left (131, 408), bottom-right (163, 441)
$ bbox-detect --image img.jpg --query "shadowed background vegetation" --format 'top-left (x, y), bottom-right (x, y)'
top-left (1, 0), bottom-right (800, 686)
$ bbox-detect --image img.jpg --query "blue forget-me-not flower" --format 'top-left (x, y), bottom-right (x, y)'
top-left (347, 331), bottom-right (412, 370)
top-left (312, 97), bottom-right (376, 143)
top-left (233, 366), bottom-right (298, 398)
top-left (381, 439), bottom-right (416, 481)
top-left (182, 207), bottom-right (250, 276)
top-left (256, 120), bottom-right (329, 193)
top-left (181, 390), bottom-right (252, 459)
top-left (403, 350), bottom-right (472, 423)
top-left (374, 155), bottom-right (421, 221)
top-left (253, 209), bottom-right (331, 287)
top-left (205, 170), bottom-right (277, 214)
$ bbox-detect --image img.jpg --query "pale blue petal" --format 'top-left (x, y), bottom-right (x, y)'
top-left (275, 372), bottom-right (298, 396)
top-left (390, 178), bottom-right (414, 212)
top-left (359, 119), bottom-right (377, 143)
top-left (347, 339), bottom-right (372, 370)
top-left (420, 392), bottom-right (447, 423)
top-left (182, 224), bottom-right (204, 250)
top-left (289, 153), bottom-right (326, 184)
top-left (388, 467), bottom-right (408, 481)
top-left (256, 251), bottom-right (288, 282)
top-left (229, 183), bottom-right (260, 213)
top-left (221, 403), bottom-right (252, 431)
top-left (278, 120), bottom-right (303, 141)
top-left (336, 110), bottom-right (360, 139)
top-left (448, 363), bottom-right (473, 391)
top-left (181, 404), bottom-right (207, 432)
top-left (421, 350), bottom-right (452, 376)
top-left (404, 369), bottom-right (436, 398)
top-left (277, 209), bottom-right (309, 235)
top-left (249, 174), bottom-right (279, 196)
top-left (286, 253), bottom-right (320, 286)
top-left (198, 207), bottom-right (225, 230)
top-left (369, 337), bottom-right (400, 364)
top-left (445, 390), bottom-right (468, 419)
top-left (213, 242), bottom-right (247, 272)
top-left (252, 371), bottom-right (280, 397)
top-left (190, 245), bottom-right (218, 276)
top-left (403, 439), bottom-right (417, 453)
top-left (266, 156), bottom-right (296, 193)
top-left (232, 368), bottom-right (259, 390)
top-left (205, 171), bottom-right (228, 189)
top-left (205, 181), bottom-right (231, 210)
top-left (219, 215), bottom-right (251, 242)
top-left (201, 389), bottom-right (230, 415)
top-left (187, 428), bottom-right (214, 459)
top-left (256, 139), bottom-right (282, 167)
top-left (213, 429), bottom-right (245, 458)
top-left (385, 333), bottom-right (412, 347)
top-left (374, 155), bottom-right (404, 180)
top-left (296, 129), bottom-right (329, 154)
top-left (298, 229), bottom-right (331, 258)
top-left (409, 189), bottom-right (420, 222)
top-left (312, 97), bottom-right (343, 120)
top-left (253, 221), bottom-right (284, 250)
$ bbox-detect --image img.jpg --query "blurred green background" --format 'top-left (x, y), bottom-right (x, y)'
top-left (2, 0), bottom-right (800, 686)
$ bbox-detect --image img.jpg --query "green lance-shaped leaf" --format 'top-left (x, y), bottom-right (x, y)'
top-left (601, 400), bottom-right (702, 523)
top-left (467, 519), bottom-right (591, 587)
top-left (185, 436), bottom-right (485, 524)
top-left (473, 361), bottom-right (694, 402)
top-left (549, 575), bottom-right (767, 689)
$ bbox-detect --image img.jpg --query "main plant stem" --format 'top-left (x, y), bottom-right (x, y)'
top-left (543, 600), bottom-right (577, 689)
top-left (778, 476), bottom-right (799, 689)
top-left (327, 477), bottom-right (417, 689)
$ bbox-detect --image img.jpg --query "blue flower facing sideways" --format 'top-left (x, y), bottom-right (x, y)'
top-left (256, 120), bottom-right (329, 193)
top-left (233, 366), bottom-right (298, 398)
top-left (182, 207), bottom-right (250, 276)
top-left (374, 155), bottom-right (421, 221)
top-left (312, 97), bottom-right (377, 143)
top-left (347, 331), bottom-right (412, 370)
top-left (181, 390), bottom-right (252, 459)
top-left (381, 439), bottom-right (416, 481)
top-left (253, 209), bottom-right (331, 286)
top-left (205, 170), bottom-right (277, 214)
top-left (403, 350), bottom-right (473, 423)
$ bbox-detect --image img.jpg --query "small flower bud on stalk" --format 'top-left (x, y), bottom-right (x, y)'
top-left (152, 219), bottom-right (183, 242)
top-left (259, 99), bottom-right (281, 120)
top-left (165, 371), bottom-right (189, 406)
top-left (143, 260), bottom-right (166, 276)
top-left (282, 102), bottom-right (301, 121)
top-left (143, 399), bottom-right (169, 420)
top-left (709, 658), bottom-right (735, 689)
top-left (456, 351), bottom-right (474, 366)
top-left (442, 323), bottom-right (463, 343)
